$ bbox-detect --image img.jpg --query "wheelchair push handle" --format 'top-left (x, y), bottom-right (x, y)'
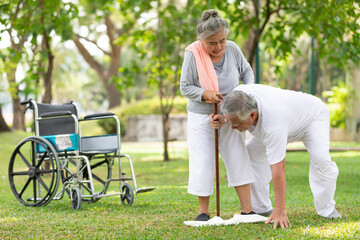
top-left (21, 99), bottom-right (34, 113)
top-left (21, 99), bottom-right (32, 105)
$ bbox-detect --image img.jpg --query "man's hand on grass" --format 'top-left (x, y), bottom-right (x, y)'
top-left (266, 208), bottom-right (291, 229)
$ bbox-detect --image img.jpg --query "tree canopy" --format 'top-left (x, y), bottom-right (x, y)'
top-left (0, 0), bottom-right (359, 138)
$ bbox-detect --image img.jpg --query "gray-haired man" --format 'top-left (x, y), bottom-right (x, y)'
top-left (210, 84), bottom-right (341, 229)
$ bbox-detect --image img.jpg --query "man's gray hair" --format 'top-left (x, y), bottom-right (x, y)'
top-left (220, 90), bottom-right (258, 121)
top-left (197, 9), bottom-right (230, 40)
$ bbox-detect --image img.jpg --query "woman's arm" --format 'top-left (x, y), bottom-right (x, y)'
top-left (180, 51), bottom-right (205, 102)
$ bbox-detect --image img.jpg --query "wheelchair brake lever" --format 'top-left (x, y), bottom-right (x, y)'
top-left (23, 106), bottom-right (30, 114)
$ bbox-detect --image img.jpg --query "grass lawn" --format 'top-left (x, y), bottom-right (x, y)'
top-left (0, 131), bottom-right (359, 239)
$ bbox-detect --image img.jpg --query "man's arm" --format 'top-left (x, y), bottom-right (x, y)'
top-left (266, 159), bottom-right (291, 229)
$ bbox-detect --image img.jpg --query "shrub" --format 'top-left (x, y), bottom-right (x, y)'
top-left (323, 82), bottom-right (350, 129)
top-left (98, 97), bottom-right (188, 136)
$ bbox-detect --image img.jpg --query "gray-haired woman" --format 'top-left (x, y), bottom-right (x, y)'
top-left (180, 9), bottom-right (256, 221)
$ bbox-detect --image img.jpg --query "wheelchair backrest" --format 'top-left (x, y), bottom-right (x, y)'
top-left (36, 103), bottom-right (78, 136)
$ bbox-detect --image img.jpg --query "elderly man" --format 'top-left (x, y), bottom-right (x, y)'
top-left (210, 84), bottom-right (341, 229)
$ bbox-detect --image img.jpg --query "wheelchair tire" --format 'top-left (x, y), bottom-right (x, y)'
top-left (120, 182), bottom-right (134, 206)
top-left (8, 136), bottom-right (60, 207)
top-left (71, 187), bottom-right (82, 210)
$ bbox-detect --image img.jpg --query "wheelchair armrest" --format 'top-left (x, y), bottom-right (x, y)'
top-left (40, 111), bottom-right (73, 118)
top-left (82, 112), bottom-right (115, 120)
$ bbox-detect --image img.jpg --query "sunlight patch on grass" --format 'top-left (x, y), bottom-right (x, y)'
top-left (330, 151), bottom-right (360, 158)
top-left (124, 148), bottom-right (163, 154)
top-left (140, 156), bottom-right (164, 161)
top-left (0, 217), bottom-right (21, 223)
top-left (301, 221), bottom-right (360, 238)
top-left (156, 185), bottom-right (187, 189)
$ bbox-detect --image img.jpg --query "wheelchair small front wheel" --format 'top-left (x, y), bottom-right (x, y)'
top-left (71, 187), bottom-right (82, 210)
top-left (120, 183), bottom-right (134, 206)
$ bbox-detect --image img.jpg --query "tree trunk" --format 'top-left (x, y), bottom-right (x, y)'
top-left (12, 97), bottom-right (25, 131)
top-left (73, 14), bottom-right (122, 109)
top-left (8, 68), bottom-right (25, 130)
top-left (74, 38), bottom-right (121, 109)
top-left (105, 80), bottom-right (121, 109)
top-left (0, 106), bottom-right (11, 132)
top-left (162, 113), bottom-right (170, 162)
top-left (292, 42), bottom-right (311, 91)
top-left (41, 32), bottom-right (54, 104)
top-left (244, 30), bottom-right (255, 65)
top-left (319, 60), bottom-right (328, 101)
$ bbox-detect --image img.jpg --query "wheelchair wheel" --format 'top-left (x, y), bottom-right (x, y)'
top-left (120, 183), bottom-right (134, 206)
top-left (8, 136), bottom-right (60, 207)
top-left (71, 187), bottom-right (82, 210)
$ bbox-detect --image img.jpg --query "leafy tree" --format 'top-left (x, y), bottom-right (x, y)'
top-left (26, 0), bottom-right (76, 103)
top-left (0, 62), bottom-right (11, 132)
top-left (0, 0), bottom-right (76, 130)
top-left (220, 0), bottom-right (360, 68)
top-left (72, 0), bottom-right (152, 109)
top-left (120, 0), bottom-right (206, 161)
top-left (50, 46), bottom-right (108, 110)
top-left (323, 81), bottom-right (351, 129)
top-left (0, 0), bottom-right (32, 130)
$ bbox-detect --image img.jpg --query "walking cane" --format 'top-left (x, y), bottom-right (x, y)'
top-left (214, 103), bottom-right (220, 217)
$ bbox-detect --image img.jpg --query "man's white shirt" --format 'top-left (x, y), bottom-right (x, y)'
top-left (233, 84), bottom-right (323, 165)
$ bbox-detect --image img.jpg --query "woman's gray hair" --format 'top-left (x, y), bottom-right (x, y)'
top-left (197, 9), bottom-right (230, 40)
top-left (220, 90), bottom-right (258, 121)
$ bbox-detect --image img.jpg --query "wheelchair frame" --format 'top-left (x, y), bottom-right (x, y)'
top-left (8, 99), bottom-right (154, 210)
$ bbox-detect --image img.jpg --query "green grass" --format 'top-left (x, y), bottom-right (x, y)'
top-left (0, 131), bottom-right (359, 239)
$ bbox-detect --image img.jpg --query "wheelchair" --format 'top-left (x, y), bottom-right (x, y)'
top-left (8, 99), bottom-right (155, 210)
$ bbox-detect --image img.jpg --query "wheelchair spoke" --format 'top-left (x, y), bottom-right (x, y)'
top-left (17, 150), bottom-right (32, 168)
top-left (80, 182), bottom-right (92, 194)
top-left (31, 141), bottom-right (36, 166)
top-left (92, 173), bottom-right (105, 185)
top-left (36, 175), bottom-right (49, 192)
top-left (38, 169), bottom-right (55, 174)
top-left (68, 159), bottom-right (76, 166)
top-left (35, 151), bottom-right (48, 169)
top-left (18, 177), bottom-right (32, 198)
top-left (33, 178), bottom-right (37, 203)
top-left (124, 195), bottom-right (131, 203)
top-left (91, 160), bottom-right (107, 169)
top-left (10, 171), bottom-right (29, 176)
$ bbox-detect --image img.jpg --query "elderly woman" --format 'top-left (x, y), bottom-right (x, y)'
top-left (180, 9), bottom-right (255, 221)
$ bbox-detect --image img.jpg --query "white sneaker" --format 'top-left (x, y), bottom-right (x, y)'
top-left (326, 209), bottom-right (342, 219)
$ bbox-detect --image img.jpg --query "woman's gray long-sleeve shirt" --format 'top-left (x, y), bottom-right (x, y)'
top-left (180, 40), bottom-right (254, 115)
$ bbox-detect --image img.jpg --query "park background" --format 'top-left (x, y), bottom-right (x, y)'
top-left (0, 0), bottom-right (359, 239)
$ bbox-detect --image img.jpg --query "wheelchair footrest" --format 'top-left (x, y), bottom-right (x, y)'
top-left (136, 187), bottom-right (156, 194)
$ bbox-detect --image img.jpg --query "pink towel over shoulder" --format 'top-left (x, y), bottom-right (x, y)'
top-left (185, 41), bottom-right (219, 93)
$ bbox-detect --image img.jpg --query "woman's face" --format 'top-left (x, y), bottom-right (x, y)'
top-left (201, 31), bottom-right (226, 61)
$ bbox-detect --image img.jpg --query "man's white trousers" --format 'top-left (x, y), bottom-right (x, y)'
top-left (247, 105), bottom-right (339, 217)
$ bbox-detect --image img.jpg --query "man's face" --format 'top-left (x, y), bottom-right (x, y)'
top-left (224, 112), bottom-right (256, 132)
